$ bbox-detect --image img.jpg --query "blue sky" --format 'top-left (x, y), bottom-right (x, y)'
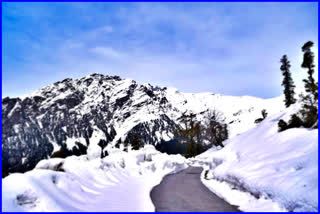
top-left (2, 2), bottom-right (318, 98)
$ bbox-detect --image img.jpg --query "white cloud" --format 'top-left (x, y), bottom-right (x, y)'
top-left (90, 46), bottom-right (124, 59)
top-left (3, 2), bottom-right (318, 98)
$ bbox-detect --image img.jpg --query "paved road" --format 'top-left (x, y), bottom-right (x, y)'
top-left (150, 167), bottom-right (240, 212)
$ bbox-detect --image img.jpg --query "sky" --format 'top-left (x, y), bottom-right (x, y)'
top-left (2, 2), bottom-right (318, 98)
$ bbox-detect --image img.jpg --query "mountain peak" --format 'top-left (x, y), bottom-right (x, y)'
top-left (2, 73), bottom-right (285, 177)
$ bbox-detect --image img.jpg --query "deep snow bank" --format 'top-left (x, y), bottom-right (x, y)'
top-left (195, 104), bottom-right (318, 212)
top-left (2, 145), bottom-right (188, 212)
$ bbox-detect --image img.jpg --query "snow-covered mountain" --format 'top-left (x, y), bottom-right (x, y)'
top-left (2, 73), bottom-right (285, 176)
top-left (2, 98), bottom-right (317, 212)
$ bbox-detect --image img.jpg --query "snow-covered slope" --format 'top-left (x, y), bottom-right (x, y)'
top-left (165, 88), bottom-right (284, 137)
top-left (195, 103), bottom-right (318, 212)
top-left (2, 73), bottom-right (285, 176)
top-left (2, 145), bottom-right (188, 212)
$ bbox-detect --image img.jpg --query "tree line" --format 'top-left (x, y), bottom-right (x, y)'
top-left (278, 41), bottom-right (318, 131)
top-left (174, 110), bottom-right (228, 158)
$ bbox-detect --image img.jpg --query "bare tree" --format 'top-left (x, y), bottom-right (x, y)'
top-left (203, 109), bottom-right (228, 148)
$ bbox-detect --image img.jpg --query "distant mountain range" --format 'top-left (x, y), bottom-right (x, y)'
top-left (2, 73), bottom-right (285, 176)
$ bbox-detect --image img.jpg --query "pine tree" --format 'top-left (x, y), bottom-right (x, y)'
top-left (280, 55), bottom-right (296, 107)
top-left (261, 109), bottom-right (268, 119)
top-left (175, 112), bottom-right (203, 158)
top-left (300, 93), bottom-right (318, 128)
top-left (131, 133), bottom-right (142, 150)
top-left (255, 109), bottom-right (268, 124)
top-left (278, 119), bottom-right (288, 132)
top-left (301, 41), bottom-right (317, 101)
top-left (194, 122), bottom-right (203, 154)
top-left (124, 133), bottom-right (142, 151)
top-left (184, 139), bottom-right (196, 158)
top-left (300, 41), bottom-right (318, 128)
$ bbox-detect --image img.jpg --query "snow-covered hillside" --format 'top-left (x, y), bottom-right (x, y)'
top-left (195, 103), bottom-right (318, 212)
top-left (165, 88), bottom-right (285, 138)
top-left (2, 145), bottom-right (188, 212)
top-left (2, 73), bottom-right (285, 176)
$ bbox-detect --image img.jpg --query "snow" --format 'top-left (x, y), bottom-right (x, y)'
top-left (12, 124), bottom-right (21, 134)
top-left (165, 88), bottom-right (285, 138)
top-left (162, 132), bottom-right (172, 141)
top-left (110, 108), bottom-right (160, 146)
top-left (5, 74), bottom-right (316, 212)
top-left (87, 127), bottom-right (105, 160)
top-left (47, 134), bottom-right (61, 153)
top-left (2, 145), bottom-right (188, 212)
top-left (61, 126), bottom-right (67, 132)
top-left (200, 169), bottom-right (286, 212)
top-left (21, 157), bottom-right (27, 165)
top-left (7, 101), bottom-right (21, 118)
top-left (65, 137), bottom-right (86, 150)
top-left (15, 74), bottom-right (287, 149)
top-left (194, 103), bottom-right (318, 212)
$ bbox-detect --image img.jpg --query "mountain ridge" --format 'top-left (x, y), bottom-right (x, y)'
top-left (2, 73), bottom-right (285, 176)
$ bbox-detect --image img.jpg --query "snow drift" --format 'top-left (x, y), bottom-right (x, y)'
top-left (195, 103), bottom-right (318, 212)
top-left (2, 145), bottom-right (188, 212)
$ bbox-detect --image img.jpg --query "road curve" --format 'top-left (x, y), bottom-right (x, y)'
top-left (150, 167), bottom-right (240, 212)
